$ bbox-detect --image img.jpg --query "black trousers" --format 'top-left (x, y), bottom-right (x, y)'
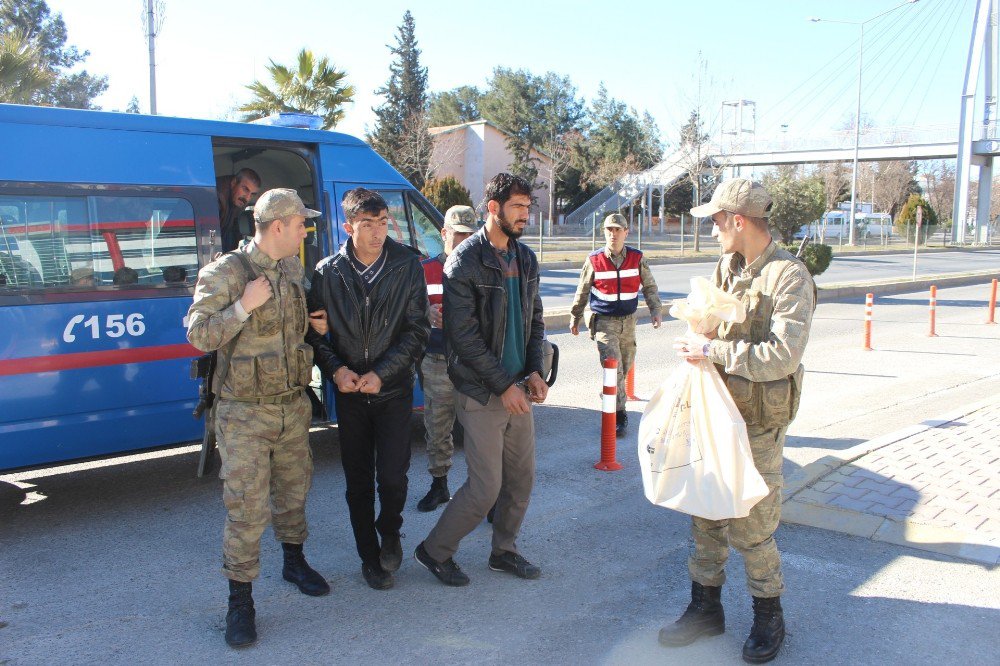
top-left (334, 389), bottom-right (413, 565)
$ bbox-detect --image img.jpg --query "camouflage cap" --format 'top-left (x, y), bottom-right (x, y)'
top-left (603, 213), bottom-right (629, 230)
top-left (691, 178), bottom-right (772, 218)
top-left (443, 205), bottom-right (479, 233)
top-left (253, 188), bottom-right (321, 224)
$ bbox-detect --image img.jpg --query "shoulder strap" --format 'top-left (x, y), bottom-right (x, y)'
top-left (212, 250), bottom-right (259, 397)
top-left (230, 249), bottom-right (258, 283)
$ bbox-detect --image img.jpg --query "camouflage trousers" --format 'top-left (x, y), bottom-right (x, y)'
top-left (592, 314), bottom-right (637, 411)
top-left (216, 393), bottom-right (313, 582)
top-left (688, 425), bottom-right (786, 598)
top-left (420, 353), bottom-right (457, 477)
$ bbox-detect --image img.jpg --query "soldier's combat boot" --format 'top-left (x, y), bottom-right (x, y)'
top-left (615, 411), bottom-right (628, 438)
top-left (225, 580), bottom-right (257, 648)
top-left (658, 581), bottom-right (725, 647)
top-left (281, 543), bottom-right (331, 597)
top-left (417, 475), bottom-right (450, 512)
top-left (742, 596), bottom-right (785, 664)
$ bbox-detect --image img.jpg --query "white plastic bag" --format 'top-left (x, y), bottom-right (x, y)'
top-left (638, 360), bottom-right (768, 520)
top-left (637, 276), bottom-right (767, 520)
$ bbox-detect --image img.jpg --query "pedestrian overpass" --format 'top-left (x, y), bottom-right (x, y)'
top-left (567, 0), bottom-right (1000, 245)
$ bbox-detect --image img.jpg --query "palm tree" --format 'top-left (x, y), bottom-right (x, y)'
top-left (239, 49), bottom-right (354, 130)
top-left (0, 30), bottom-right (54, 104)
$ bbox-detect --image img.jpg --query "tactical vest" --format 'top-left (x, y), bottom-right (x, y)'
top-left (589, 247), bottom-right (642, 317)
top-left (714, 245), bottom-right (811, 430)
top-left (215, 251), bottom-right (313, 402)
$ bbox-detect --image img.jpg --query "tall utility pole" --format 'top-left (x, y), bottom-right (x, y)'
top-left (809, 0), bottom-right (921, 245)
top-left (146, 0), bottom-right (158, 115)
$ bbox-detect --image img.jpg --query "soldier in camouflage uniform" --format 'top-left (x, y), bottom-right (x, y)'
top-left (417, 206), bottom-right (478, 512)
top-left (569, 213), bottom-right (662, 437)
top-left (187, 188), bottom-right (330, 649)
top-left (661, 179), bottom-right (814, 664)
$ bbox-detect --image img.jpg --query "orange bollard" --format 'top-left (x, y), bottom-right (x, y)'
top-left (863, 293), bottom-right (873, 351)
top-left (988, 279), bottom-right (997, 325)
top-left (625, 365), bottom-right (638, 401)
top-left (595, 358), bottom-right (622, 471)
top-left (928, 285), bottom-right (938, 337)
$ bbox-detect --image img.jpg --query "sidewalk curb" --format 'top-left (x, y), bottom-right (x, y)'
top-left (817, 269), bottom-right (1000, 303)
top-left (781, 398), bottom-right (1000, 566)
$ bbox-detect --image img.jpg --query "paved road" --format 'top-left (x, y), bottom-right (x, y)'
top-left (2, 282), bottom-right (998, 664)
top-left (540, 248), bottom-right (1000, 310)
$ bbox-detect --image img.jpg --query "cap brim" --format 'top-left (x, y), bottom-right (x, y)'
top-left (301, 207), bottom-right (321, 218)
top-left (448, 224), bottom-right (477, 233)
top-left (690, 201), bottom-right (722, 218)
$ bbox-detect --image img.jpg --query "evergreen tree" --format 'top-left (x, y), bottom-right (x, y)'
top-left (125, 95), bottom-right (140, 113)
top-left (479, 68), bottom-right (585, 186)
top-left (427, 85), bottom-right (481, 127)
top-left (763, 166), bottom-right (825, 244)
top-left (422, 176), bottom-right (474, 213)
top-left (368, 11), bottom-right (432, 188)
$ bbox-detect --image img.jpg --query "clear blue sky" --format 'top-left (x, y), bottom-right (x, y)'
top-left (46, 0), bottom-right (977, 145)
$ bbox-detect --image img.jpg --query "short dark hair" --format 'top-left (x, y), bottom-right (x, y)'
top-left (163, 266), bottom-right (187, 283)
top-left (234, 168), bottom-right (261, 187)
top-left (113, 266), bottom-right (139, 285)
top-left (484, 172), bottom-right (532, 208)
top-left (342, 187), bottom-right (388, 222)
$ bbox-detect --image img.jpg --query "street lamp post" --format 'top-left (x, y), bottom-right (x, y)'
top-left (809, 0), bottom-right (919, 246)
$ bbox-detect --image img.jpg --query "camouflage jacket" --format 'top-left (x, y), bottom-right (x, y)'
top-left (705, 241), bottom-right (815, 428)
top-left (186, 242), bottom-right (313, 400)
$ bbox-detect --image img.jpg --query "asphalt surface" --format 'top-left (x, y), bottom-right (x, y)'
top-left (539, 248), bottom-right (1000, 310)
top-left (2, 281), bottom-right (999, 664)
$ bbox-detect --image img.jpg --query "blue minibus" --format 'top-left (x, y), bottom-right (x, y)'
top-left (0, 104), bottom-right (443, 472)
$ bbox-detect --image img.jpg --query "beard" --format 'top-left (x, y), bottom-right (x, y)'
top-left (497, 210), bottom-right (524, 239)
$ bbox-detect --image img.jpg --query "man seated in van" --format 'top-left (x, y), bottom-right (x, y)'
top-left (71, 266), bottom-right (96, 287)
top-left (217, 168), bottom-right (262, 252)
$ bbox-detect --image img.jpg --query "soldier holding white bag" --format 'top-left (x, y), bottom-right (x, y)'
top-left (660, 178), bottom-right (815, 665)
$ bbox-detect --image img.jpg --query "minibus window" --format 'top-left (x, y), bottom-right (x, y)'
top-left (408, 195), bottom-right (445, 259)
top-left (375, 191), bottom-right (414, 248)
top-left (0, 195), bottom-right (87, 289)
top-left (92, 196), bottom-right (198, 287)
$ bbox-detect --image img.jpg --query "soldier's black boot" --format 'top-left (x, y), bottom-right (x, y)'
top-left (742, 596), bottom-right (785, 664)
top-left (658, 581), bottom-right (725, 647)
top-left (615, 410), bottom-right (628, 438)
top-left (281, 543), bottom-right (331, 596)
top-left (225, 580), bottom-right (257, 648)
top-left (417, 475), bottom-right (451, 512)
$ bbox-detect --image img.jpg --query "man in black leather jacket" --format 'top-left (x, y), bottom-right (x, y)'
top-left (415, 173), bottom-right (549, 587)
top-left (306, 188), bottom-right (429, 591)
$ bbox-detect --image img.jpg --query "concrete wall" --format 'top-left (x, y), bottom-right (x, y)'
top-left (430, 121), bottom-right (552, 214)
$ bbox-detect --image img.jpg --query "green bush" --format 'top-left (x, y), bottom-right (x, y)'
top-left (422, 176), bottom-right (473, 214)
top-left (783, 242), bottom-right (832, 277)
top-left (895, 193), bottom-right (938, 231)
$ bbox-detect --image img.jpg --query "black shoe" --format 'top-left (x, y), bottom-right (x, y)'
top-left (281, 543), bottom-right (330, 596)
top-left (488, 550), bottom-right (541, 580)
top-left (615, 411), bottom-right (628, 438)
top-left (380, 533), bottom-right (403, 573)
top-left (361, 561), bottom-right (394, 591)
top-left (417, 476), bottom-right (451, 512)
top-left (486, 501), bottom-right (496, 524)
top-left (225, 580), bottom-right (257, 648)
top-left (742, 596), bottom-right (785, 664)
top-left (414, 541), bottom-right (470, 586)
top-left (658, 581), bottom-right (725, 647)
